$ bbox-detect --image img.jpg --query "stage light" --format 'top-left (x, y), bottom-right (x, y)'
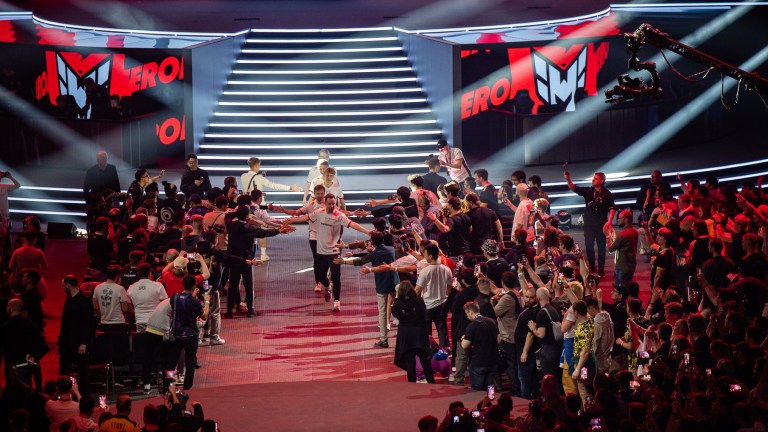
top-left (213, 109), bottom-right (431, 117)
top-left (232, 67), bottom-right (412, 75)
top-left (197, 152), bottom-right (431, 160)
top-left (227, 78), bottom-right (417, 85)
top-left (204, 130), bottom-right (440, 138)
top-left (222, 88), bottom-right (421, 95)
top-left (208, 120), bottom-right (436, 128)
top-left (218, 98), bottom-right (427, 106)
top-left (241, 47), bottom-right (401, 54)
top-left (236, 57), bottom-right (407, 64)
top-left (246, 37), bottom-right (397, 43)
top-left (199, 141), bottom-right (435, 150)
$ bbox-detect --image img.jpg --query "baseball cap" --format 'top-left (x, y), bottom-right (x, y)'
top-left (437, 138), bottom-right (448, 148)
top-left (173, 257), bottom-right (188, 269)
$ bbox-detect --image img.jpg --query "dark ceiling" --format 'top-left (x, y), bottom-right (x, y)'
top-left (2, 0), bottom-right (616, 32)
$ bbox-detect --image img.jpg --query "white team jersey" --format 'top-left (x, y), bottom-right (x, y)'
top-left (309, 208), bottom-right (352, 255)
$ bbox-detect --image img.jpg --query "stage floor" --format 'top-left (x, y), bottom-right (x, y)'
top-left (30, 225), bottom-right (651, 430)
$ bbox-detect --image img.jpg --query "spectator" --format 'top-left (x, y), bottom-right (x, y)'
top-left (392, 281), bottom-right (434, 383)
top-left (461, 301), bottom-right (499, 391)
top-left (492, 271), bottom-right (522, 395)
top-left (45, 377), bottom-right (81, 432)
top-left (99, 395), bottom-right (141, 432)
top-left (529, 288), bottom-right (563, 394)
top-left (58, 275), bottom-right (94, 395)
top-left (169, 275), bottom-right (210, 390)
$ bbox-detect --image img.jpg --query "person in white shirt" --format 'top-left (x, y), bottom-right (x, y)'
top-left (283, 193), bottom-right (370, 311)
top-left (240, 157), bottom-right (300, 260)
top-left (240, 157), bottom-right (302, 194)
top-left (415, 243), bottom-right (452, 347)
top-left (127, 264), bottom-right (168, 332)
top-left (271, 184), bottom-right (326, 292)
top-left (248, 189), bottom-right (284, 261)
top-left (92, 265), bottom-right (131, 327)
top-left (435, 139), bottom-right (469, 184)
top-left (310, 166), bottom-right (345, 208)
top-left (303, 149), bottom-right (330, 204)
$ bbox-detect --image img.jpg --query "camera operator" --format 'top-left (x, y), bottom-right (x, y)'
top-left (160, 251), bottom-right (210, 297)
top-left (169, 276), bottom-right (210, 390)
top-left (165, 383), bottom-right (204, 432)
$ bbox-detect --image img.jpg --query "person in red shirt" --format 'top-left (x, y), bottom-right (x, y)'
top-left (160, 251), bottom-right (210, 296)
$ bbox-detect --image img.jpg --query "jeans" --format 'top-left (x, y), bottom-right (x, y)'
top-left (227, 260), bottom-right (253, 313)
top-left (518, 352), bottom-right (540, 399)
top-left (469, 365), bottom-right (497, 391)
top-left (499, 340), bottom-right (521, 394)
top-left (583, 223), bottom-right (607, 271)
top-left (561, 337), bottom-right (574, 370)
top-left (425, 302), bottom-right (448, 348)
top-left (614, 268), bottom-right (635, 286)
top-left (540, 343), bottom-right (564, 394)
top-left (141, 332), bottom-right (168, 386)
top-left (316, 253), bottom-right (341, 300)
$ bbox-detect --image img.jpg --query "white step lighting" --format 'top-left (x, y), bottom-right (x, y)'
top-left (249, 27), bottom-right (392, 33)
top-left (200, 163), bottom-right (426, 171)
top-left (242, 47), bottom-right (401, 54)
top-left (208, 120), bottom-right (437, 128)
top-left (197, 152), bottom-right (431, 161)
top-left (213, 109), bottom-right (431, 117)
top-left (204, 130), bottom-right (440, 138)
top-left (236, 57), bottom-right (406, 64)
top-left (232, 67), bottom-right (411, 75)
top-left (227, 77), bottom-right (417, 85)
top-left (218, 99), bottom-right (426, 106)
top-left (199, 141), bottom-right (436, 150)
top-left (246, 37), bottom-right (398, 43)
top-left (222, 88), bottom-right (421, 96)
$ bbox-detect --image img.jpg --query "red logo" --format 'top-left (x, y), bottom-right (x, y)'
top-left (156, 116), bottom-right (186, 145)
top-left (35, 50), bottom-right (184, 118)
top-left (460, 42), bottom-right (609, 118)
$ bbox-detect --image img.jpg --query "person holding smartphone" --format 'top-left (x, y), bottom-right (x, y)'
top-left (180, 153), bottom-right (212, 201)
top-left (569, 300), bottom-right (596, 406)
top-left (169, 276), bottom-right (211, 390)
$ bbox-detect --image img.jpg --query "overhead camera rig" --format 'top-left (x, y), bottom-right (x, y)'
top-left (605, 23), bottom-right (768, 105)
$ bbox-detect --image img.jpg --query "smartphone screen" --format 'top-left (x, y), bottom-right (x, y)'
top-left (487, 385), bottom-right (495, 400)
top-left (580, 367), bottom-right (588, 380)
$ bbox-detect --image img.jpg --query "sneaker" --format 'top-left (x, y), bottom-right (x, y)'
top-left (416, 379), bottom-right (428, 383)
top-left (198, 338), bottom-right (209, 346)
top-left (333, 300), bottom-right (341, 311)
top-left (373, 340), bottom-right (389, 348)
top-left (314, 282), bottom-right (322, 293)
top-left (211, 336), bottom-right (226, 345)
top-left (324, 286), bottom-right (332, 302)
top-left (143, 384), bottom-right (151, 395)
top-left (247, 310), bottom-right (257, 318)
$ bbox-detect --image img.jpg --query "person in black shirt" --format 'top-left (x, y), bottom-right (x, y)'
top-left (2, 298), bottom-right (48, 390)
top-left (169, 276), bottom-right (210, 390)
top-left (428, 197), bottom-right (471, 259)
top-left (739, 233), bottom-right (766, 281)
top-left (422, 158), bottom-right (448, 195)
top-left (224, 206), bottom-right (293, 317)
top-left (83, 151), bottom-right (120, 202)
top-left (481, 240), bottom-right (508, 288)
top-left (19, 269), bottom-right (44, 332)
top-left (516, 287), bottom-right (540, 399)
top-left (58, 275), bottom-right (94, 395)
top-left (466, 194), bottom-right (503, 255)
top-left (461, 301), bottom-right (499, 391)
top-left (362, 186), bottom-right (419, 219)
top-left (529, 287), bottom-right (563, 394)
top-left (473, 169), bottom-right (499, 213)
top-left (564, 170), bottom-right (615, 276)
top-left (451, 270), bottom-right (479, 386)
top-left (180, 154), bottom-right (211, 200)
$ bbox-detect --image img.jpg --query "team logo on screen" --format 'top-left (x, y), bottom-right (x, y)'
top-left (460, 42), bottom-right (609, 118)
top-left (35, 50), bottom-right (184, 118)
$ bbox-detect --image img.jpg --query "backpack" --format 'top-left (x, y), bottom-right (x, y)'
top-left (542, 306), bottom-right (563, 343)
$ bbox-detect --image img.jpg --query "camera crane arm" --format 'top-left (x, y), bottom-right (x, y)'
top-left (606, 23), bottom-right (768, 103)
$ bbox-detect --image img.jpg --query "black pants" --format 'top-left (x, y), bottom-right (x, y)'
top-left (142, 332), bottom-right (168, 386)
top-left (540, 343), bottom-right (564, 394)
top-left (315, 253), bottom-right (341, 300)
top-left (309, 240), bottom-right (318, 283)
top-left (426, 303), bottom-right (448, 348)
top-left (227, 260), bottom-right (253, 313)
top-left (169, 336), bottom-right (198, 390)
top-left (583, 223), bottom-right (607, 271)
top-left (59, 345), bottom-right (91, 395)
top-left (404, 350), bottom-right (435, 383)
top-left (499, 340), bottom-right (521, 394)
